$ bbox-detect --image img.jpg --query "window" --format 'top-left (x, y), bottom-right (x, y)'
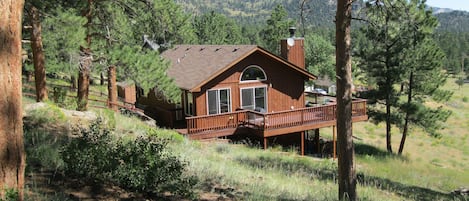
top-left (241, 87), bottom-right (267, 112)
top-left (240, 66), bottom-right (266, 81)
top-left (207, 88), bottom-right (231, 115)
top-left (184, 91), bottom-right (194, 116)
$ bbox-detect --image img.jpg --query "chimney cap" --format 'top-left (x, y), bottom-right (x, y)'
top-left (289, 27), bottom-right (296, 37)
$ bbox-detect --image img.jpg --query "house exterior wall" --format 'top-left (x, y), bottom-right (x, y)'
top-left (137, 88), bottom-right (183, 127)
top-left (117, 84), bottom-right (137, 104)
top-left (196, 51), bottom-right (306, 116)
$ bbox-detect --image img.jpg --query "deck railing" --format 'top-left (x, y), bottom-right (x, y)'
top-left (185, 99), bottom-right (367, 135)
top-left (186, 110), bottom-right (248, 134)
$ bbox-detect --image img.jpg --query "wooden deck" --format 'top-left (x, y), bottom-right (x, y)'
top-left (182, 99), bottom-right (368, 140)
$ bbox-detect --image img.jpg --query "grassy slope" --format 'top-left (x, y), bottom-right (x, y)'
top-left (173, 79), bottom-right (468, 201)
top-left (22, 78), bottom-right (468, 200)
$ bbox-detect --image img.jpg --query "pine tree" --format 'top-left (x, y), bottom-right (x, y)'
top-left (0, 1), bottom-right (26, 200)
top-left (260, 4), bottom-right (294, 54)
top-left (336, 0), bottom-right (356, 200)
top-left (357, 0), bottom-right (452, 154)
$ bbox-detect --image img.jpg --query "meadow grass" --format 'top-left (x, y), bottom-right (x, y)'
top-left (21, 78), bottom-right (468, 200)
top-left (171, 78), bottom-right (468, 200)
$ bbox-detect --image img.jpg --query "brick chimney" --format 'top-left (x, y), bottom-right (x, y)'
top-left (280, 27), bottom-right (305, 69)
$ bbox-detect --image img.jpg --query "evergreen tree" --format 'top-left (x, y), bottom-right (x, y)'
top-left (90, 0), bottom-right (186, 103)
top-left (193, 11), bottom-right (246, 45)
top-left (336, 0), bottom-right (356, 200)
top-left (260, 4), bottom-right (294, 54)
top-left (0, 1), bottom-right (26, 199)
top-left (357, 0), bottom-right (452, 154)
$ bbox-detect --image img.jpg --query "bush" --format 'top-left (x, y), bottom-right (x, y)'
top-left (62, 119), bottom-right (197, 198)
top-left (463, 96), bottom-right (468, 102)
top-left (24, 129), bottom-right (65, 172)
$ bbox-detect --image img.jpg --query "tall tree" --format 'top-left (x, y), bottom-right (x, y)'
top-left (304, 33), bottom-right (335, 82)
top-left (193, 11), bottom-right (245, 45)
top-left (358, 0), bottom-right (452, 154)
top-left (0, 0), bottom-right (26, 200)
top-left (260, 4), bottom-right (294, 54)
top-left (77, 0), bottom-right (93, 111)
top-left (336, 0), bottom-right (356, 200)
top-left (358, 0), bottom-right (410, 153)
top-left (91, 0), bottom-right (183, 103)
top-left (25, 5), bottom-right (48, 101)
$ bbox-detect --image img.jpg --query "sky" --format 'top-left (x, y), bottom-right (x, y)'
top-left (425, 0), bottom-right (469, 12)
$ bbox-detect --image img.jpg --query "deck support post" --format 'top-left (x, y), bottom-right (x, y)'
top-left (314, 129), bottom-right (320, 153)
top-left (333, 126), bottom-right (337, 160)
top-left (301, 131), bottom-right (305, 156)
top-left (263, 137), bottom-right (267, 150)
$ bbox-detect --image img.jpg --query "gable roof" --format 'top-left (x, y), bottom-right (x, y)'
top-left (161, 45), bottom-right (317, 92)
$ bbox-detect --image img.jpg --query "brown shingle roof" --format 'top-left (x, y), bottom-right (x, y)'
top-left (162, 45), bottom-right (316, 92)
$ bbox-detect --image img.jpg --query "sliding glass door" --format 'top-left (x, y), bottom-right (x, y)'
top-left (241, 87), bottom-right (267, 112)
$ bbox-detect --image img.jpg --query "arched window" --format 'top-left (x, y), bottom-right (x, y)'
top-left (240, 66), bottom-right (266, 82)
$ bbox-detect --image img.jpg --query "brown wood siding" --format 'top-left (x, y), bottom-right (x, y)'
top-left (280, 39), bottom-right (305, 69)
top-left (198, 51), bottom-right (307, 114)
top-left (137, 88), bottom-right (183, 127)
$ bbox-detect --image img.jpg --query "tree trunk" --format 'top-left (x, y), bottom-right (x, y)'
top-left (70, 75), bottom-right (77, 90)
top-left (100, 71), bottom-right (104, 85)
top-left (336, 0), bottom-right (356, 200)
top-left (386, 81), bottom-right (393, 153)
top-left (108, 65), bottom-right (118, 111)
top-left (30, 6), bottom-right (48, 102)
top-left (77, 0), bottom-right (93, 111)
top-left (0, 0), bottom-right (26, 200)
top-left (398, 71), bottom-right (413, 155)
top-left (77, 47), bottom-right (91, 111)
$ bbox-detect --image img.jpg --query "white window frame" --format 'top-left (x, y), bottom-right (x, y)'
top-left (206, 88), bottom-right (232, 115)
top-left (240, 86), bottom-right (267, 112)
top-left (240, 65), bottom-right (267, 83)
top-left (183, 91), bottom-right (194, 116)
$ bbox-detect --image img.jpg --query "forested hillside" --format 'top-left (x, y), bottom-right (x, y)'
top-left (175, 0), bottom-right (469, 32)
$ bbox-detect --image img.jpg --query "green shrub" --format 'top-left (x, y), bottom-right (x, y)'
top-left (0, 188), bottom-right (18, 201)
top-left (24, 129), bottom-right (65, 172)
top-left (463, 96), bottom-right (468, 102)
top-left (99, 109), bottom-right (116, 130)
top-left (62, 119), bottom-right (197, 198)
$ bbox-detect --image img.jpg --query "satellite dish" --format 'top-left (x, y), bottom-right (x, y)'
top-left (287, 37), bottom-right (295, 47)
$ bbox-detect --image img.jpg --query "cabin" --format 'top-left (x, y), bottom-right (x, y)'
top-left (138, 29), bottom-right (368, 156)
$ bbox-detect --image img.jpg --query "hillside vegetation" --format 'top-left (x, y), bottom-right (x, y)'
top-left (23, 77), bottom-right (468, 200)
top-left (175, 0), bottom-right (469, 33)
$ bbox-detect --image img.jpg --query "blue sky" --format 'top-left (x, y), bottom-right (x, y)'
top-left (425, 0), bottom-right (469, 11)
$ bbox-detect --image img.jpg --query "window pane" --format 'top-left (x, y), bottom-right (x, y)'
top-left (220, 89), bottom-right (230, 113)
top-left (241, 88), bottom-right (254, 110)
top-left (255, 87), bottom-right (265, 110)
top-left (241, 66), bottom-right (266, 81)
top-left (208, 90), bottom-right (218, 114)
top-left (185, 92), bottom-right (194, 116)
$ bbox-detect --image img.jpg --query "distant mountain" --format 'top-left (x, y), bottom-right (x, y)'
top-left (431, 7), bottom-right (454, 14)
top-left (175, 0), bottom-right (469, 32)
top-left (435, 11), bottom-right (469, 32)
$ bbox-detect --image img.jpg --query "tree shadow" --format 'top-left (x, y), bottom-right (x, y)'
top-left (236, 153), bottom-right (460, 201)
top-left (354, 143), bottom-right (406, 160)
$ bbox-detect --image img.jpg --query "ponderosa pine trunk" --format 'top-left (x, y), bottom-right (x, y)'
top-left (336, 0), bottom-right (357, 200)
top-left (108, 65), bottom-right (118, 111)
top-left (77, 0), bottom-right (93, 111)
top-left (398, 71), bottom-right (413, 155)
top-left (0, 0), bottom-right (26, 200)
top-left (29, 6), bottom-right (48, 102)
top-left (77, 47), bottom-right (91, 111)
